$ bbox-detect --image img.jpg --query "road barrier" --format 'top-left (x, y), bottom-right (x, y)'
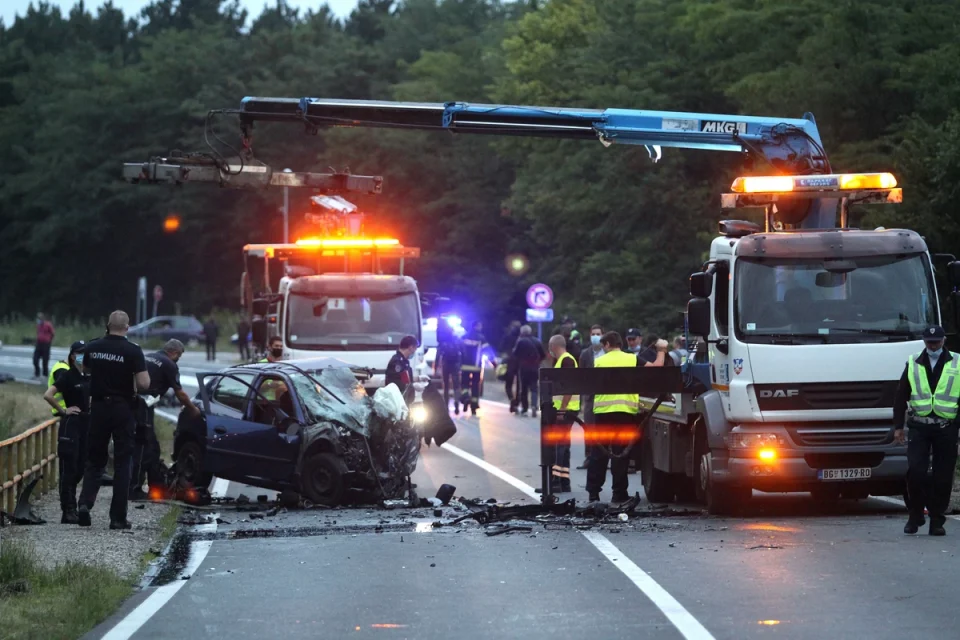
top-left (0, 418), bottom-right (59, 515)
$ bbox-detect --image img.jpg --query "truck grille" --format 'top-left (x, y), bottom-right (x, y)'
top-left (755, 381), bottom-right (897, 411)
top-left (803, 452), bottom-right (885, 469)
top-left (792, 427), bottom-right (892, 447)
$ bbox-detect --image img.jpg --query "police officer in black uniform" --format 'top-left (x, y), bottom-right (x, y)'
top-left (386, 335), bottom-right (419, 396)
top-left (131, 339), bottom-right (200, 500)
top-left (42, 340), bottom-right (89, 523)
top-left (77, 310), bottom-right (149, 529)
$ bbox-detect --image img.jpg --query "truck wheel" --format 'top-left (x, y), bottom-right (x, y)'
top-left (674, 475), bottom-right (697, 503)
top-left (301, 452), bottom-right (347, 506)
top-left (697, 450), bottom-right (749, 515)
top-left (640, 440), bottom-right (675, 503)
top-left (176, 441), bottom-right (212, 489)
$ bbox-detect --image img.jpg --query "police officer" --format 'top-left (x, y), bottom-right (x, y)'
top-left (587, 331), bottom-right (639, 504)
top-left (894, 325), bottom-right (960, 536)
top-left (131, 339), bottom-right (200, 500)
top-left (386, 335), bottom-right (419, 395)
top-left (548, 334), bottom-right (578, 493)
top-left (436, 331), bottom-right (462, 415)
top-left (42, 341), bottom-right (89, 523)
top-left (77, 311), bottom-right (149, 529)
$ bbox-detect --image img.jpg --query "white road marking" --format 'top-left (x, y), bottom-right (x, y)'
top-left (100, 522), bottom-right (217, 639)
top-left (440, 441), bottom-right (716, 640)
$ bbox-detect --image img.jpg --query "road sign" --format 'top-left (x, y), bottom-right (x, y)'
top-left (526, 283), bottom-right (553, 309)
top-left (526, 308), bottom-right (553, 323)
top-left (153, 285), bottom-right (163, 302)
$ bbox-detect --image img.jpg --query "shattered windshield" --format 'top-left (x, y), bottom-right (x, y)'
top-left (287, 291), bottom-right (421, 349)
top-left (289, 369), bottom-right (372, 436)
top-left (735, 254), bottom-right (936, 343)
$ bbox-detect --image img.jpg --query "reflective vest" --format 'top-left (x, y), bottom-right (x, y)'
top-left (907, 351), bottom-right (960, 420)
top-left (593, 350), bottom-right (639, 415)
top-left (48, 361), bottom-right (70, 414)
top-left (552, 352), bottom-right (580, 411)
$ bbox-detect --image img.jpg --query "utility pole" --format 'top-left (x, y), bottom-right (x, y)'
top-left (282, 167), bottom-right (292, 243)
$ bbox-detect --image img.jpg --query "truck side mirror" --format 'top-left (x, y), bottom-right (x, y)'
top-left (948, 261), bottom-right (960, 288)
top-left (251, 318), bottom-right (266, 347)
top-left (687, 298), bottom-right (711, 337)
top-left (689, 272), bottom-right (713, 299)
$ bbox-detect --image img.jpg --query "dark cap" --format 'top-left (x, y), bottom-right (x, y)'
top-left (69, 340), bottom-right (85, 354)
top-left (923, 325), bottom-right (946, 341)
top-left (625, 328), bottom-right (641, 339)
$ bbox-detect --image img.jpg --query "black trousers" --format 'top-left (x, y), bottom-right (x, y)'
top-left (518, 368), bottom-right (539, 413)
top-left (547, 410), bottom-right (576, 491)
top-left (906, 422), bottom-right (959, 526)
top-left (131, 404), bottom-right (164, 495)
top-left (238, 341), bottom-right (250, 361)
top-left (58, 413), bottom-right (89, 513)
top-left (33, 342), bottom-right (51, 377)
top-left (505, 366), bottom-right (519, 412)
top-left (441, 362), bottom-right (461, 406)
top-left (586, 412), bottom-right (638, 496)
top-left (205, 339), bottom-right (216, 361)
top-left (460, 368), bottom-right (481, 410)
top-left (79, 399), bottom-right (135, 523)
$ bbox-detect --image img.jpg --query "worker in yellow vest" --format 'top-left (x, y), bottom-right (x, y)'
top-left (894, 325), bottom-right (960, 536)
top-left (546, 334), bottom-right (579, 493)
top-left (586, 331), bottom-right (639, 504)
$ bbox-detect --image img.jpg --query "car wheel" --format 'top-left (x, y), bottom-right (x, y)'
top-left (301, 452), bottom-right (347, 506)
top-left (177, 441), bottom-right (212, 488)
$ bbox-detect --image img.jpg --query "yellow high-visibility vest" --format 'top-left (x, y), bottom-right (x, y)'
top-left (552, 352), bottom-right (580, 411)
top-left (908, 351), bottom-right (960, 420)
top-left (48, 361), bottom-right (70, 414)
top-left (593, 349), bottom-right (638, 415)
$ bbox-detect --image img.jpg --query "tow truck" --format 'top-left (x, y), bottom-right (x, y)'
top-left (124, 97), bottom-right (960, 512)
top-left (241, 194), bottom-right (424, 393)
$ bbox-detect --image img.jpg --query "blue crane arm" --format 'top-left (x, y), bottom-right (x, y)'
top-left (237, 97), bottom-right (831, 175)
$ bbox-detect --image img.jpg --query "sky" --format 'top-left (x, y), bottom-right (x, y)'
top-left (1, 0), bottom-right (360, 25)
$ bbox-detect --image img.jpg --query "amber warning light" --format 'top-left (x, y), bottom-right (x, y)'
top-left (294, 237), bottom-right (400, 248)
top-left (730, 172), bottom-right (897, 194)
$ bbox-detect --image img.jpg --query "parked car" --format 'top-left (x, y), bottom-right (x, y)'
top-left (172, 358), bottom-right (423, 506)
top-left (129, 315), bottom-right (205, 345)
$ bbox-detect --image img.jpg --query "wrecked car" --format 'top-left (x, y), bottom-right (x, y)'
top-left (173, 359), bottom-right (421, 505)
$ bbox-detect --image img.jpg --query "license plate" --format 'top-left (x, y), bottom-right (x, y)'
top-left (818, 467), bottom-right (872, 481)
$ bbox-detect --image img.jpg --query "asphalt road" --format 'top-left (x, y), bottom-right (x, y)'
top-left (3, 346), bottom-right (959, 639)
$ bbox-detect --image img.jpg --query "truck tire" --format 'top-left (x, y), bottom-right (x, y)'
top-left (697, 449), bottom-right (749, 515)
top-left (301, 452), bottom-right (347, 506)
top-left (674, 475), bottom-right (697, 503)
top-left (640, 439), bottom-right (675, 503)
top-left (176, 441), bottom-right (212, 489)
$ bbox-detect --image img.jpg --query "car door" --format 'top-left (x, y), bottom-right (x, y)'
top-left (230, 373), bottom-right (303, 484)
top-left (198, 372), bottom-right (257, 480)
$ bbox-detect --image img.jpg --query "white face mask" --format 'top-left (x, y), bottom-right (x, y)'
top-left (926, 347), bottom-right (943, 359)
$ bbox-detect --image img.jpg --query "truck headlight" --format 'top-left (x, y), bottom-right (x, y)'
top-left (410, 404), bottom-right (428, 424)
top-left (724, 432), bottom-right (783, 449)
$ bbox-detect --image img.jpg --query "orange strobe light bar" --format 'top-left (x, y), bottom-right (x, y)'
top-left (294, 237), bottom-right (400, 248)
top-left (730, 172), bottom-right (897, 194)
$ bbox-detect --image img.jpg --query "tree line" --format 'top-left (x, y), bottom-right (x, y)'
top-left (1, 0), bottom-right (959, 344)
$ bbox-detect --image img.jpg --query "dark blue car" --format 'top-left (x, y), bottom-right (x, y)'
top-left (173, 359), bottom-right (421, 506)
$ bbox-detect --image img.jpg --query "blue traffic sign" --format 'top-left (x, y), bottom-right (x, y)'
top-left (526, 308), bottom-right (554, 323)
top-left (526, 283), bottom-right (553, 309)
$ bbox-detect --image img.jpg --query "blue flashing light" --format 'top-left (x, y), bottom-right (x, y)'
top-left (445, 315), bottom-right (462, 328)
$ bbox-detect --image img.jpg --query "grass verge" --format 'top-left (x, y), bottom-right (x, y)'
top-left (0, 540), bottom-right (132, 640)
top-left (140, 505), bottom-right (183, 570)
top-left (0, 382), bottom-right (53, 441)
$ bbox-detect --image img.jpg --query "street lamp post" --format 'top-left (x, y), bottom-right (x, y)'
top-left (282, 167), bottom-right (292, 243)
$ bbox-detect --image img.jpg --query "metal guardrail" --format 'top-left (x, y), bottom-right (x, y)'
top-left (0, 418), bottom-right (59, 515)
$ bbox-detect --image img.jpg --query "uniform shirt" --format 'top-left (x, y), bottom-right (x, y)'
top-left (461, 331), bottom-right (487, 369)
top-left (385, 350), bottom-right (413, 393)
top-left (53, 364), bottom-right (90, 413)
top-left (437, 339), bottom-right (462, 368)
top-left (84, 335), bottom-right (147, 400)
top-left (145, 351), bottom-right (182, 398)
top-left (894, 349), bottom-right (955, 428)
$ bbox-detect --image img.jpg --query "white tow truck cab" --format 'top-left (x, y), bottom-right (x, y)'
top-left (243, 236), bottom-right (424, 393)
top-left (639, 172), bottom-right (960, 514)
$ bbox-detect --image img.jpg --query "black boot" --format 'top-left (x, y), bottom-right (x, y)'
top-left (61, 510), bottom-right (80, 525)
top-left (78, 505), bottom-right (91, 527)
top-left (110, 520), bottom-right (132, 530)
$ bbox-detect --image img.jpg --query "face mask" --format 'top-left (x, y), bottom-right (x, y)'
top-left (271, 348), bottom-right (283, 357)
top-left (590, 335), bottom-right (601, 346)
top-left (630, 345), bottom-right (641, 353)
top-left (74, 355), bottom-right (83, 367)
top-left (926, 347), bottom-right (943, 359)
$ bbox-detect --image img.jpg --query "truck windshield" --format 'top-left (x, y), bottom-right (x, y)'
top-left (735, 254), bottom-right (936, 342)
top-left (286, 291), bottom-right (421, 349)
